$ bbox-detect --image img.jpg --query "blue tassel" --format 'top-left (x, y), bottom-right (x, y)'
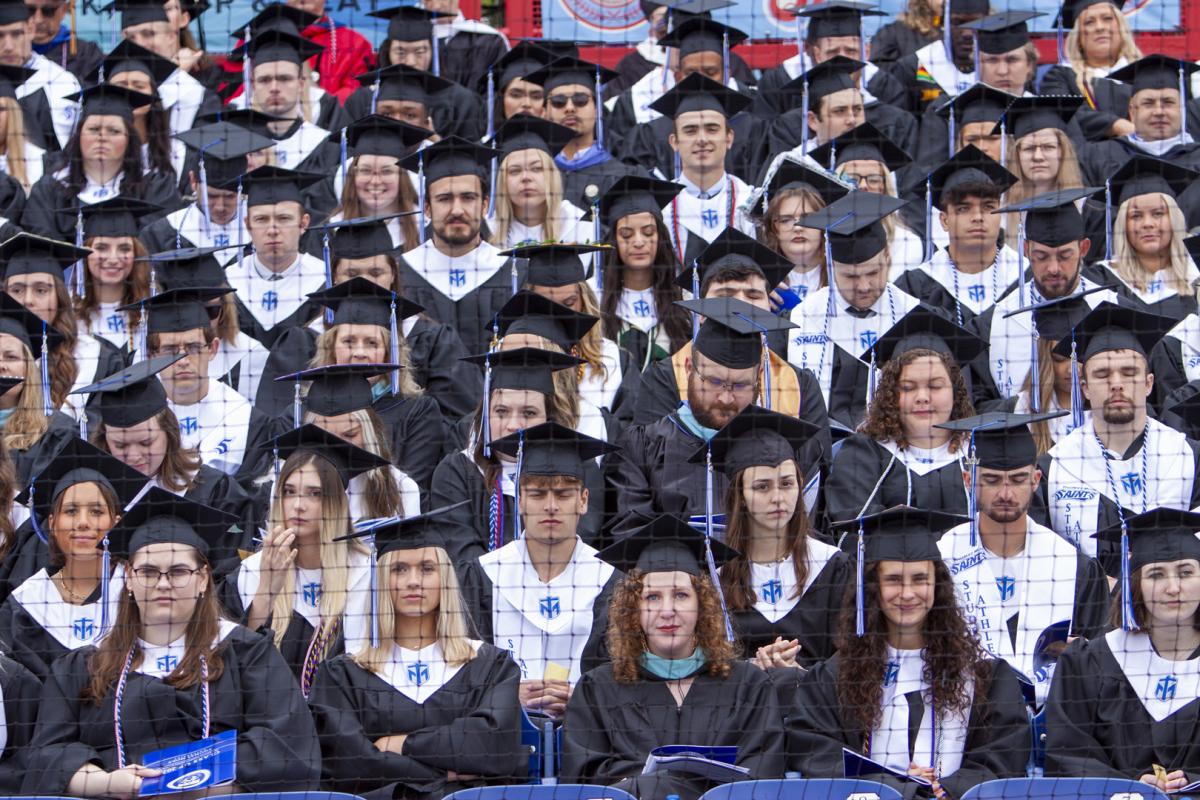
top-left (73, 209), bottom-right (84, 298)
top-left (705, 445), bottom-right (714, 541)
top-left (829, 140), bottom-right (837, 172)
top-left (370, 79), bottom-right (380, 115)
top-left (867, 350), bottom-right (877, 408)
top-left (924, 177), bottom-right (934, 262)
top-left (368, 538), bottom-right (380, 647)
top-left (1070, 336), bottom-right (1085, 430)
top-left (1030, 303), bottom-right (1041, 414)
top-left (1120, 524), bottom-right (1136, 630)
top-left (389, 297), bottom-right (401, 396)
top-left (292, 379), bottom-right (302, 430)
top-left (760, 333), bottom-right (771, 410)
top-left (79, 413), bottom-right (87, 442)
top-left (1056, 20), bottom-right (1064, 64)
top-left (702, 445), bottom-right (734, 641)
top-left (593, 199), bottom-right (603, 292)
top-left (481, 353), bottom-right (493, 459)
top-left (198, 155), bottom-right (211, 242)
top-left (947, 108), bottom-right (956, 159)
top-left (800, 84), bottom-right (810, 155)
top-left (513, 430), bottom-right (524, 541)
top-left (855, 520), bottom-right (866, 637)
top-left (417, 153), bottom-right (426, 245)
top-left (40, 323), bottom-right (50, 417)
top-left (999, 120), bottom-right (1007, 170)
top-left (594, 64), bottom-right (604, 150)
top-left (272, 445), bottom-right (280, 486)
top-left (134, 306), bottom-right (148, 364)
top-left (29, 484), bottom-right (47, 544)
top-left (967, 433), bottom-right (978, 547)
top-left (1181, 64), bottom-right (1189, 139)
top-left (99, 538), bottom-right (111, 634)
top-left (942, 0), bottom-right (952, 68)
top-left (490, 155), bottom-right (498, 214)
top-left (972, 32), bottom-right (980, 80)
top-left (485, 71), bottom-right (495, 139)
top-left (722, 31), bottom-right (729, 86)
top-left (431, 34), bottom-right (440, 78)
top-left (242, 39), bottom-right (251, 107)
top-left (339, 128), bottom-right (348, 199)
top-left (321, 230), bottom-right (334, 327)
top-left (1105, 179), bottom-right (1113, 263)
top-left (690, 264), bottom-right (700, 340)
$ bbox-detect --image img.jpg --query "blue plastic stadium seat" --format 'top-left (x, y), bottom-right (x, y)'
top-left (445, 784), bottom-right (638, 800)
top-left (700, 778), bottom-right (904, 800)
top-left (208, 794), bottom-right (365, 800)
top-left (521, 708), bottom-right (549, 783)
top-left (961, 777), bottom-right (1170, 800)
top-left (1029, 707), bottom-right (1048, 775)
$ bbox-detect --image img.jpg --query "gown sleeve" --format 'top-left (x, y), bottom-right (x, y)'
top-left (560, 669), bottom-right (647, 784)
top-left (1043, 639), bottom-right (1127, 779)
top-left (825, 435), bottom-right (890, 524)
top-left (785, 656), bottom-right (859, 779)
top-left (23, 648), bottom-right (103, 795)
top-left (0, 655), bottom-right (42, 793)
top-left (430, 453), bottom-right (488, 568)
top-left (937, 660), bottom-right (1031, 799)
top-left (1071, 554), bottom-right (1112, 641)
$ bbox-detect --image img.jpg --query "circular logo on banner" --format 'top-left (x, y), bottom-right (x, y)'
top-left (761, 0), bottom-right (801, 35)
top-left (166, 769), bottom-right (212, 791)
top-left (557, 0), bottom-right (645, 32)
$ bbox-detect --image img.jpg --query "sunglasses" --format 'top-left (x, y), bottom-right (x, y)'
top-left (547, 92), bottom-right (593, 110)
top-left (27, 3), bottom-right (64, 16)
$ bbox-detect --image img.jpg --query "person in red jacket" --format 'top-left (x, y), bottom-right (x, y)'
top-left (284, 0), bottom-right (375, 103)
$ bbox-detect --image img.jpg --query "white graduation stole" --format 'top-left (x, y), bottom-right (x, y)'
top-left (1166, 314), bottom-right (1200, 383)
top-left (1107, 628), bottom-right (1200, 722)
top-left (871, 646), bottom-right (972, 776)
top-left (922, 247), bottom-right (1021, 316)
top-left (401, 239), bottom-right (509, 301)
top-left (11, 567), bottom-right (126, 649)
top-left (750, 538), bottom-right (839, 623)
top-left (914, 41), bottom-right (976, 96)
top-left (378, 641), bottom-right (477, 704)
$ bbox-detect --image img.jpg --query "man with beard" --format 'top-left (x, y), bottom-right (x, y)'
top-left (396, 136), bottom-right (516, 354)
top-left (937, 412), bottom-right (1109, 708)
top-left (970, 188), bottom-right (1121, 405)
top-left (1039, 303), bottom-right (1200, 577)
top-left (608, 297), bottom-right (829, 536)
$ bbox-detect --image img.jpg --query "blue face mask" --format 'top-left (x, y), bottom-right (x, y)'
top-left (640, 647), bottom-right (706, 680)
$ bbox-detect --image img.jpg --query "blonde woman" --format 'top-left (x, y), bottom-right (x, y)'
top-left (488, 114), bottom-right (590, 249)
top-left (999, 97), bottom-right (1086, 235)
top-left (220, 424), bottom-right (389, 691)
top-left (869, 0), bottom-right (943, 64)
top-left (308, 509), bottom-right (526, 797)
top-left (1091, 158), bottom-right (1200, 317)
top-left (1040, 0), bottom-right (1143, 140)
top-left (0, 92), bottom-right (44, 194)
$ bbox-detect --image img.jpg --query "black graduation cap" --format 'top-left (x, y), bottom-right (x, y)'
top-left (176, 120), bottom-right (276, 162)
top-left (199, 107), bottom-right (288, 140)
top-left (275, 363), bottom-right (398, 417)
top-left (0, 293), bottom-right (63, 361)
top-left (489, 114), bottom-right (576, 160)
top-left (72, 353), bottom-right (182, 428)
top-left (1093, 507), bottom-right (1200, 571)
top-left (271, 423), bottom-right (390, 486)
top-left (595, 514), bottom-right (739, 576)
top-left (341, 115), bottom-right (430, 162)
top-left (934, 83), bottom-right (1017, 126)
top-left (656, 16), bottom-right (748, 57)
top-left (761, 160), bottom-right (851, 207)
top-left (961, 10), bottom-right (1042, 54)
top-left (25, 436), bottom-right (147, 527)
top-left (808, 121), bottom-right (912, 174)
top-left (663, 0), bottom-right (737, 14)
top-left (144, 246), bottom-right (237, 291)
top-left (0, 376), bottom-right (21, 398)
top-left (92, 39), bottom-right (175, 87)
top-left (1009, 291), bottom-right (1097, 341)
top-left (307, 276), bottom-right (422, 328)
top-left (495, 290), bottom-right (598, 352)
top-left (689, 405), bottom-right (820, 476)
top-left (105, 0), bottom-right (167, 28)
top-left (921, 144), bottom-right (1017, 211)
top-left (936, 411), bottom-right (1069, 470)
top-left (797, 190), bottom-right (907, 265)
top-left (1108, 54), bottom-right (1200, 99)
top-left (230, 3), bottom-right (318, 38)
top-left (321, 213), bottom-right (406, 261)
top-left (67, 84), bottom-right (155, 123)
top-left (1055, 0), bottom-right (1124, 28)
top-left (230, 165), bottom-right (323, 207)
top-left (867, 304), bottom-right (987, 364)
top-left (838, 506), bottom-right (968, 562)
top-left (488, 40), bottom-right (560, 90)
top-left (353, 502), bottom-right (469, 557)
top-left (676, 297), bottom-right (797, 369)
top-left (461, 347), bottom-right (583, 396)
top-left (355, 63), bottom-right (454, 106)
top-left (1050, 301), bottom-right (1175, 362)
top-left (107, 487), bottom-right (239, 561)
top-left (240, 29), bottom-right (323, 66)
top-left (0, 0), bottom-right (28, 25)
top-left (367, 5), bottom-right (449, 42)
top-left (524, 55), bottom-right (618, 95)
top-left (0, 232), bottom-right (90, 281)
top-left (489, 421), bottom-right (616, 479)
top-left (995, 186), bottom-right (1102, 247)
top-left (681, 228), bottom-right (793, 293)
top-left (793, 55), bottom-right (865, 106)
top-left (600, 175), bottom-right (683, 228)
top-left (0, 64), bottom-right (33, 100)
top-left (78, 196), bottom-right (161, 239)
top-left (648, 72), bottom-right (751, 119)
top-left (500, 242), bottom-right (606, 288)
top-left (1106, 155), bottom-right (1198, 206)
top-left (121, 287), bottom-right (232, 334)
top-left (993, 95), bottom-right (1084, 140)
top-left (399, 135), bottom-right (498, 186)
top-left (795, 0), bottom-right (886, 39)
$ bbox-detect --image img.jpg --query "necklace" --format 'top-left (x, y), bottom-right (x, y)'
top-left (56, 572), bottom-right (96, 604)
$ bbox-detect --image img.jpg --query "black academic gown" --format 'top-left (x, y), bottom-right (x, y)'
top-left (559, 153), bottom-right (646, 213)
top-left (620, 109), bottom-right (764, 186)
top-left (560, 660), bottom-right (787, 800)
top-left (1082, 262), bottom-right (1200, 320)
top-left (430, 450), bottom-right (609, 568)
top-left (605, 50), bottom-right (756, 99)
top-left (21, 171), bottom-right (180, 241)
top-left (870, 22), bottom-right (939, 65)
top-left (405, 316), bottom-right (484, 420)
top-left (1080, 139), bottom-right (1200, 230)
top-left (37, 37), bottom-right (104, 82)
top-left (1150, 334), bottom-right (1194, 415)
top-left (439, 31), bottom-right (508, 104)
top-left (308, 646), bottom-right (527, 800)
top-left (23, 626), bottom-right (322, 794)
top-left (395, 251), bottom-right (520, 356)
top-left (1041, 66), bottom-right (1200, 143)
top-left (756, 64), bottom-right (909, 118)
top-left (343, 83), bottom-right (486, 142)
top-left (0, 654), bottom-right (39, 794)
top-left (1046, 636), bottom-right (1200, 782)
top-left (0, 570), bottom-right (112, 683)
top-left (0, 173), bottom-right (26, 224)
top-left (374, 389), bottom-right (447, 502)
top-left (826, 435), bottom-right (972, 524)
top-left (786, 656), bottom-right (1030, 799)
top-left (10, 411), bottom-right (76, 485)
top-left (893, 264), bottom-right (1018, 329)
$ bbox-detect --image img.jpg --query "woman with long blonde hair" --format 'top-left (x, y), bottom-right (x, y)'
top-left (869, 0), bottom-right (942, 64)
top-left (220, 425), bottom-right (388, 691)
top-left (0, 87), bottom-right (44, 193)
top-left (308, 508), bottom-right (527, 797)
top-left (488, 115), bottom-right (590, 249)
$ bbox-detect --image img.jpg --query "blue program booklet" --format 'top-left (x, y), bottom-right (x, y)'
top-left (843, 748), bottom-right (932, 786)
top-left (138, 729), bottom-right (237, 796)
top-left (643, 745), bottom-right (749, 781)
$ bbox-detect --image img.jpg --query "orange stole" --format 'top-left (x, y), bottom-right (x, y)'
top-left (669, 343), bottom-right (803, 417)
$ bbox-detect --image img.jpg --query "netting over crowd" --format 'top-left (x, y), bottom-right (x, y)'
top-left (0, 0), bottom-right (1193, 797)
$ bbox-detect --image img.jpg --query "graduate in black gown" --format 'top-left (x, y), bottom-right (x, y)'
top-left (344, 63), bottom-right (482, 144)
top-left (710, 406), bottom-right (850, 672)
top-left (0, 651), bottom-right (39, 793)
top-left (396, 136), bottom-right (520, 355)
top-left (460, 422), bottom-right (619, 718)
top-left (787, 507), bottom-right (1030, 798)
top-left (309, 506), bottom-right (526, 800)
top-left (825, 308), bottom-right (985, 524)
top-left (430, 347), bottom-right (591, 566)
top-left (1047, 508), bottom-right (1200, 791)
top-left (219, 424), bottom-right (389, 691)
top-left (23, 489), bottom-right (321, 796)
top-left (0, 436), bottom-right (146, 682)
top-left (561, 516), bottom-right (786, 800)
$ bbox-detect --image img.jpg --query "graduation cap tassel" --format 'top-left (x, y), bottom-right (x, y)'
top-left (485, 71), bottom-right (496, 140)
top-left (867, 349), bottom-right (878, 408)
top-left (1029, 306), bottom-right (1041, 414)
top-left (972, 32), bottom-right (981, 79)
top-left (592, 198), bottom-right (603, 293)
top-left (966, 433), bottom-right (979, 547)
top-left (594, 64), bottom-right (605, 151)
top-left (854, 519), bottom-right (866, 637)
top-left (924, 177), bottom-right (934, 262)
top-left (690, 263), bottom-right (700, 341)
top-left (28, 485), bottom-right (47, 544)
top-left (198, 154), bottom-right (212, 244)
top-left (722, 31), bottom-right (730, 86)
top-left (760, 332), bottom-right (771, 410)
top-left (704, 444), bottom-right (714, 542)
top-left (828, 140), bottom-right (837, 173)
top-left (417, 153), bottom-right (426, 245)
top-left (942, 0), bottom-right (953, 63)
top-left (1120, 522), bottom-right (1136, 630)
top-left (1056, 18), bottom-right (1064, 64)
top-left (339, 128), bottom-right (348, 199)
top-left (1070, 335), bottom-right (1085, 430)
top-left (947, 109), bottom-right (956, 160)
top-left (704, 534), bottom-right (736, 643)
top-left (431, 34), bottom-right (441, 78)
top-left (39, 323), bottom-right (50, 417)
top-left (795, 10), bottom-right (804, 60)
top-left (490, 159), bottom-right (499, 231)
top-left (1105, 179), bottom-right (1113, 263)
top-left (79, 411), bottom-right (87, 443)
top-left (243, 37), bottom-right (252, 107)
top-left (321, 230), bottom-right (334, 327)
top-left (800, 85), bottom-right (810, 155)
top-left (371, 79), bottom-right (380, 115)
top-left (292, 379), bottom-right (302, 430)
top-left (513, 430), bottom-right (525, 541)
top-left (368, 538), bottom-right (380, 647)
top-left (99, 538), bottom-right (112, 634)
top-left (134, 306), bottom-right (147, 364)
top-left (73, 208), bottom-right (84, 299)
top-left (389, 298), bottom-right (401, 396)
top-left (481, 354), bottom-right (493, 459)
top-left (1017, 217), bottom-right (1027, 308)
top-left (999, 120), bottom-right (1007, 171)
top-left (1181, 64), bottom-right (1189, 139)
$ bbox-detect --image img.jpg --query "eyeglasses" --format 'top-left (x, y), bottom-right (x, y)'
top-left (841, 173), bottom-right (886, 189)
top-left (150, 342), bottom-right (207, 358)
top-left (692, 363), bottom-right (756, 395)
top-left (26, 3), bottom-right (64, 16)
top-left (131, 566), bottom-right (203, 588)
top-left (547, 92), bottom-right (592, 109)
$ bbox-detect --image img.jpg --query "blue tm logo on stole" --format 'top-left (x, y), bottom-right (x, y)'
top-left (539, 596), bottom-right (561, 620)
top-left (1121, 473), bottom-right (1143, 495)
top-left (883, 659), bottom-right (900, 687)
top-left (261, 291), bottom-right (278, 312)
top-left (72, 617), bottom-right (95, 640)
top-left (761, 579), bottom-right (783, 604)
top-left (106, 314), bottom-right (125, 333)
top-left (302, 582), bottom-right (322, 606)
top-left (408, 661), bottom-right (429, 687)
top-left (180, 417), bottom-right (198, 436)
top-left (213, 233), bottom-right (230, 247)
top-left (1156, 675), bottom-right (1178, 701)
top-left (157, 654), bottom-right (179, 672)
top-left (967, 285), bottom-right (986, 303)
top-left (449, 269), bottom-right (466, 288)
top-left (632, 299), bottom-right (652, 317)
top-left (700, 208), bottom-right (721, 228)
top-left (996, 576), bottom-right (1015, 601)
top-left (859, 330), bottom-right (878, 350)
